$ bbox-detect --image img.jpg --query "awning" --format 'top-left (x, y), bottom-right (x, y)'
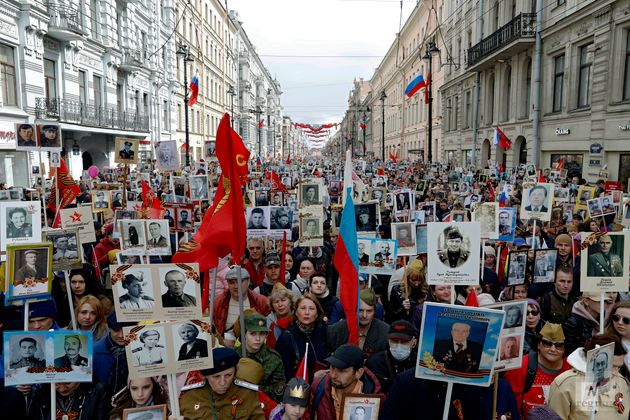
top-left (59, 122), bottom-right (149, 137)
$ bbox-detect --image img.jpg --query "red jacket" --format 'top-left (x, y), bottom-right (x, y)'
top-left (94, 237), bottom-right (119, 267)
top-left (213, 289), bottom-right (271, 335)
top-left (244, 260), bottom-right (266, 288)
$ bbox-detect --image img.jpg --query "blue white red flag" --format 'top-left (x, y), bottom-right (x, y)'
top-left (405, 73), bottom-right (426, 98)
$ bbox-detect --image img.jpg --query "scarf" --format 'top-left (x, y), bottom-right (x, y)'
top-left (295, 320), bottom-right (315, 336)
top-left (106, 334), bottom-right (129, 395)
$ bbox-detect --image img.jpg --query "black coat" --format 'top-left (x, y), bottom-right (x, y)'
top-left (366, 348), bottom-right (417, 394)
top-left (178, 339), bottom-right (208, 360)
top-left (433, 339), bottom-right (483, 373)
top-left (275, 322), bottom-right (328, 382)
top-left (28, 382), bottom-right (109, 420)
top-left (563, 312), bottom-right (598, 355)
top-left (327, 318), bottom-right (390, 358)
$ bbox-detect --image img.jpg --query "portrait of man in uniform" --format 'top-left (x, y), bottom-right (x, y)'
top-left (498, 210), bottom-right (512, 235)
top-left (433, 322), bottom-right (483, 373)
top-left (16, 123), bottom-right (37, 148)
top-left (161, 269), bottom-right (197, 308)
top-left (9, 336), bottom-right (45, 369)
top-left (54, 335), bottom-right (88, 368)
top-left (38, 124), bottom-right (61, 148)
top-left (119, 141), bottom-right (135, 160)
top-left (438, 226), bottom-right (469, 268)
top-left (14, 249), bottom-right (48, 286)
top-left (52, 234), bottom-right (78, 261)
top-left (587, 234), bottom-right (623, 277)
top-left (146, 221), bottom-right (168, 248)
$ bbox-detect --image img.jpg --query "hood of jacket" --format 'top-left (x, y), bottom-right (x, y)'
top-left (572, 300), bottom-right (599, 326)
top-left (567, 347), bottom-right (587, 373)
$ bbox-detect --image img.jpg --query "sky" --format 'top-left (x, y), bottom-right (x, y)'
top-left (230, 0), bottom-right (417, 125)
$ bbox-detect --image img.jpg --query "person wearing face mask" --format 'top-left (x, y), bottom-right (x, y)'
top-left (366, 320), bottom-right (418, 393)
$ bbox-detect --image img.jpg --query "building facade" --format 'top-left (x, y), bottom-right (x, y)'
top-left (0, 0), bottom-right (177, 182)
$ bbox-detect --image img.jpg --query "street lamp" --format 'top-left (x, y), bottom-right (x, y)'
top-left (253, 105), bottom-right (263, 156)
top-left (176, 43), bottom-right (194, 168)
top-left (380, 90), bottom-right (386, 161)
top-left (422, 41), bottom-right (440, 163)
top-left (227, 85), bottom-right (236, 127)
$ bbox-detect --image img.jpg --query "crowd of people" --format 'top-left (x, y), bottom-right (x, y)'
top-left (1, 153), bottom-right (630, 420)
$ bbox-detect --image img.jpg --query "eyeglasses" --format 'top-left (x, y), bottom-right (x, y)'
top-left (527, 310), bottom-right (540, 316)
top-left (612, 314), bottom-right (630, 325)
top-left (540, 338), bottom-right (565, 349)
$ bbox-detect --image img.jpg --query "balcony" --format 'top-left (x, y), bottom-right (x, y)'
top-left (466, 13), bottom-right (536, 72)
top-left (47, 5), bottom-right (86, 41)
top-left (119, 48), bottom-right (146, 72)
top-left (36, 98), bottom-right (149, 132)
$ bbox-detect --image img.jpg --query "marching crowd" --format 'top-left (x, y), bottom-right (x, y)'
top-left (1, 155), bottom-right (630, 420)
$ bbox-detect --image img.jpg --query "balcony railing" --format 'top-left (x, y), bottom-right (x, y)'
top-left (47, 5), bottom-right (85, 40)
top-left (36, 98), bottom-right (150, 132)
top-left (120, 48), bottom-right (146, 71)
top-left (467, 13), bottom-right (536, 68)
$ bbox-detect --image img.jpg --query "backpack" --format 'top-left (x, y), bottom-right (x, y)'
top-left (523, 350), bottom-right (538, 394)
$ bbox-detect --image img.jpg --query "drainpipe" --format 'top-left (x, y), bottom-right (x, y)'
top-left (531, 1), bottom-right (543, 167)
top-left (471, 0), bottom-right (484, 168)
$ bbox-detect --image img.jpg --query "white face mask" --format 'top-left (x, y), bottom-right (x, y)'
top-left (389, 342), bottom-right (413, 361)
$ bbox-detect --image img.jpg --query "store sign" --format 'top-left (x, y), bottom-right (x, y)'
top-left (0, 122), bottom-right (16, 149)
top-left (555, 128), bottom-right (570, 135)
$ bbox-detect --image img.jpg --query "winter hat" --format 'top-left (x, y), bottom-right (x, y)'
top-left (527, 298), bottom-right (541, 313)
top-left (554, 234), bottom-right (572, 247)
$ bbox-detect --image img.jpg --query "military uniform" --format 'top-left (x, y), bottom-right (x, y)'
top-left (161, 291), bottom-right (197, 307)
top-left (132, 345), bottom-right (166, 366)
top-left (236, 345), bottom-right (286, 402)
top-left (10, 356), bottom-right (45, 369)
top-left (437, 249), bottom-right (469, 268)
top-left (53, 249), bottom-right (78, 261)
top-left (119, 294), bottom-right (155, 309)
top-left (54, 354), bottom-right (89, 368)
top-left (14, 264), bottom-right (47, 282)
top-left (6, 223), bottom-right (32, 238)
top-left (180, 383), bottom-right (265, 420)
top-left (587, 252), bottom-right (623, 277)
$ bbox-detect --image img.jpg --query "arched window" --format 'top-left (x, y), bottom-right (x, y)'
top-left (519, 139), bottom-right (528, 165)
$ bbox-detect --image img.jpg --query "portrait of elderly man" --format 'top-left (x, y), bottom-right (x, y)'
top-left (54, 335), bottom-right (88, 368)
top-left (587, 234), bottom-right (623, 277)
top-left (524, 185), bottom-right (549, 213)
top-left (437, 226), bottom-right (469, 268)
top-left (119, 273), bottom-right (155, 309)
top-left (433, 322), bottom-right (483, 373)
top-left (161, 270), bottom-right (197, 307)
top-left (6, 207), bottom-right (33, 238)
top-left (10, 337), bottom-right (45, 368)
top-left (177, 323), bottom-right (208, 361)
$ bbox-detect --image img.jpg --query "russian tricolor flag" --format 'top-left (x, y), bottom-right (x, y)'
top-left (189, 75), bottom-right (199, 107)
top-left (405, 73), bottom-right (426, 98)
top-left (333, 150), bottom-right (360, 345)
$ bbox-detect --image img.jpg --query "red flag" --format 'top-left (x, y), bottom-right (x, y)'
top-left (465, 291), bottom-right (479, 307)
top-left (265, 170), bottom-right (288, 193)
top-left (487, 181), bottom-right (495, 202)
top-left (279, 231), bottom-right (287, 285)
top-left (494, 127), bottom-right (512, 150)
top-left (286, 153), bottom-right (291, 165)
top-left (556, 159), bottom-right (564, 171)
top-left (258, 120), bottom-right (264, 129)
top-left (423, 74), bottom-right (431, 104)
top-left (295, 351), bottom-right (309, 383)
top-left (377, 167), bottom-right (384, 176)
top-left (538, 170), bottom-right (546, 183)
top-left (47, 159), bottom-right (80, 227)
top-left (140, 180), bottom-right (164, 219)
top-left (360, 122), bottom-right (366, 130)
top-left (389, 151), bottom-right (398, 163)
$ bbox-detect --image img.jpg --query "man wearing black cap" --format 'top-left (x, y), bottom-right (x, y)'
top-left (119, 140), bottom-right (134, 160)
top-left (93, 312), bottom-right (136, 395)
top-left (437, 225), bottom-right (469, 268)
top-left (311, 344), bottom-right (381, 419)
top-left (40, 125), bottom-right (60, 147)
top-left (254, 252), bottom-right (282, 297)
top-left (366, 320), bottom-right (418, 393)
top-left (180, 347), bottom-right (264, 419)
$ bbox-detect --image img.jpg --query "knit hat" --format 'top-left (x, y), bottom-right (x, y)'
top-left (527, 298), bottom-right (541, 313)
top-left (359, 288), bottom-right (377, 307)
top-left (27, 299), bottom-right (57, 319)
top-left (554, 234), bottom-right (572, 247)
top-left (483, 246), bottom-right (496, 257)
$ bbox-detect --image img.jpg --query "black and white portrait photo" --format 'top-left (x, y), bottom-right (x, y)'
top-left (270, 207), bottom-right (293, 230)
top-left (584, 342), bottom-right (614, 398)
top-left (145, 220), bottom-right (171, 255)
top-left (92, 191), bottom-right (110, 210)
top-left (427, 222), bottom-right (481, 285)
top-left (533, 249), bottom-right (557, 283)
top-left (472, 202), bottom-right (499, 239)
top-left (587, 198), bottom-right (603, 218)
top-left (37, 124), bottom-right (62, 149)
top-left (115, 137), bottom-right (139, 164)
top-left (46, 229), bottom-right (81, 271)
top-left (176, 208), bottom-right (193, 230)
top-left (174, 322), bottom-right (208, 361)
top-left (394, 191), bottom-right (412, 214)
top-left (498, 208), bottom-right (516, 242)
top-left (502, 303), bottom-right (524, 329)
top-left (255, 190), bottom-right (269, 207)
top-left (247, 207), bottom-right (270, 230)
top-left (130, 327), bottom-right (167, 367)
top-left (189, 175), bottom-right (209, 201)
top-left (357, 239), bottom-right (372, 266)
top-left (5, 205), bottom-right (34, 239)
top-left (420, 202), bottom-right (436, 223)
top-left (159, 267), bottom-right (198, 309)
top-left (120, 220), bottom-right (147, 252)
top-left (355, 202), bottom-right (377, 232)
top-left (507, 251), bottom-right (528, 286)
top-left (117, 269), bottom-right (156, 310)
top-left (8, 334), bottom-right (46, 369)
top-left (391, 222), bottom-right (416, 256)
top-left (581, 232), bottom-right (630, 292)
top-left (300, 183), bottom-right (321, 207)
top-left (301, 217), bottom-right (321, 238)
top-left (9, 245), bottom-right (52, 298)
top-left (521, 184), bottom-right (554, 222)
top-left (155, 140), bottom-right (179, 172)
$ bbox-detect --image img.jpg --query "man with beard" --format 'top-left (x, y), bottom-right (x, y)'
top-left (437, 226), bottom-right (469, 268)
top-left (310, 344), bottom-right (381, 419)
top-left (54, 335), bottom-right (88, 367)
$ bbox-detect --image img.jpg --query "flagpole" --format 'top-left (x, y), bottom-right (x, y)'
top-left (64, 270), bottom-right (77, 330)
top-left (236, 267), bottom-right (247, 357)
top-left (208, 266), bottom-right (218, 344)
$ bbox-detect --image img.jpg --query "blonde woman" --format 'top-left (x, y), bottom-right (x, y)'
top-left (73, 295), bottom-right (109, 340)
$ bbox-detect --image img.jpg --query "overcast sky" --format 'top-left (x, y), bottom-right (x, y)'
top-left (231, 0), bottom-right (416, 125)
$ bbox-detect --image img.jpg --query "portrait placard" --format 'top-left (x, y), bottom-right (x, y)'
top-left (115, 137), bottom-right (139, 164)
top-left (15, 123), bottom-right (38, 149)
top-left (174, 206), bottom-right (194, 232)
top-left (300, 181), bottom-right (323, 207)
top-left (340, 393), bottom-right (385, 420)
top-left (520, 183), bottom-right (554, 222)
top-left (3, 330), bottom-right (93, 385)
top-left (120, 219), bottom-right (147, 255)
top-left (582, 342), bottom-right (614, 400)
top-left (123, 405), bottom-right (168, 420)
top-left (427, 222), bottom-right (481, 285)
top-left (487, 300), bottom-right (527, 372)
top-left (111, 263), bottom-right (202, 322)
top-left (189, 175), bottom-right (209, 201)
top-left (533, 249), bottom-right (557, 283)
top-left (394, 190), bottom-right (412, 216)
top-left (45, 228), bottom-right (82, 271)
top-left (472, 202), bottom-right (499, 239)
top-left (580, 232), bottom-right (630, 292)
top-left (419, 201), bottom-right (436, 223)
top-left (355, 202), bottom-right (379, 233)
top-left (123, 320), bottom-right (213, 378)
top-left (269, 206), bottom-right (293, 237)
top-left (145, 220), bottom-right (171, 256)
top-left (358, 238), bottom-right (397, 275)
top-left (60, 206), bottom-right (97, 244)
top-left (155, 140), bottom-right (180, 172)
top-left (246, 206), bottom-right (270, 233)
top-left (0, 201), bottom-right (42, 252)
top-left (92, 190), bottom-right (111, 212)
top-left (506, 250), bottom-right (528, 286)
top-left (299, 207), bottom-right (324, 247)
top-left (391, 222), bottom-right (416, 256)
top-left (415, 303), bottom-right (505, 386)
top-left (37, 123), bottom-right (62, 150)
top-left (5, 242), bottom-right (53, 304)
top-left (497, 207), bottom-right (516, 242)
top-left (577, 185), bottom-right (596, 207)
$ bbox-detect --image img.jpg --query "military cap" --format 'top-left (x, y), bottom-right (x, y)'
top-left (200, 347), bottom-right (240, 376)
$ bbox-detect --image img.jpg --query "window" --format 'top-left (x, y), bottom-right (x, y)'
top-left (552, 54), bottom-right (564, 112)
top-left (116, 83), bottom-right (123, 110)
top-left (577, 44), bottom-right (592, 108)
top-left (551, 153), bottom-right (583, 178)
top-left (620, 154), bottom-right (630, 188)
top-left (44, 59), bottom-right (57, 100)
top-left (488, 74), bottom-right (495, 124)
top-left (557, 0), bottom-right (565, 5)
top-left (624, 31), bottom-right (630, 100)
top-left (503, 66), bottom-right (511, 121)
top-left (93, 75), bottom-right (102, 108)
top-left (163, 100), bottom-right (169, 130)
top-left (523, 59), bottom-right (531, 118)
top-left (0, 43), bottom-right (17, 106)
top-left (78, 70), bottom-right (87, 104)
top-left (465, 91), bottom-right (472, 128)
top-left (453, 96), bottom-right (459, 129)
top-left (90, 0), bottom-right (100, 40)
top-left (446, 98), bottom-right (451, 131)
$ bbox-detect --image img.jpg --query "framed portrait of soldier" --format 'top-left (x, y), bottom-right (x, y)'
top-left (554, 187), bottom-right (569, 204)
top-left (427, 222), bottom-right (481, 285)
top-left (170, 320), bottom-right (214, 372)
top-left (300, 182), bottom-right (322, 207)
top-left (115, 137), bottom-right (139, 165)
top-left (472, 202), bottom-right (499, 239)
top-left (415, 303), bottom-right (505, 386)
top-left (120, 219), bottom-right (147, 255)
top-left (587, 198), bottom-right (603, 218)
top-left (394, 191), bottom-right (412, 215)
top-left (533, 249), bottom-right (557, 283)
top-left (158, 265), bottom-right (202, 318)
top-left (329, 180), bottom-right (341, 196)
top-left (391, 222), bottom-right (416, 256)
top-left (269, 191), bottom-right (284, 207)
top-left (91, 190), bottom-right (110, 212)
top-left (175, 207), bottom-right (194, 232)
top-left (582, 342), bottom-right (614, 401)
top-left (340, 394), bottom-right (384, 420)
top-left (270, 206), bottom-right (293, 233)
top-left (45, 229), bottom-right (82, 271)
top-left (145, 220), bottom-right (171, 256)
top-left (599, 195), bottom-right (616, 216)
top-left (125, 325), bottom-right (169, 377)
top-left (355, 202), bottom-right (378, 232)
top-left (255, 190), bottom-right (269, 207)
top-left (581, 232), bottom-right (630, 292)
top-left (37, 123), bottom-right (62, 149)
top-left (521, 183), bottom-right (554, 222)
top-left (369, 187), bottom-right (386, 208)
top-left (15, 123), bottom-right (38, 149)
top-left (577, 185), bottom-right (596, 206)
top-left (362, 238), bottom-right (397, 274)
top-left (247, 207), bottom-right (270, 232)
top-left (189, 176), bottom-right (209, 201)
top-left (420, 201), bottom-right (436, 223)
top-left (111, 266), bottom-right (156, 321)
top-left (507, 251), bottom-right (528, 286)
top-left (155, 140), bottom-right (179, 172)
top-left (451, 211), bottom-right (466, 223)
top-left (5, 243), bottom-right (53, 303)
top-left (0, 201), bottom-right (42, 252)
top-left (123, 405), bottom-right (168, 420)
top-left (300, 216), bottom-right (323, 247)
